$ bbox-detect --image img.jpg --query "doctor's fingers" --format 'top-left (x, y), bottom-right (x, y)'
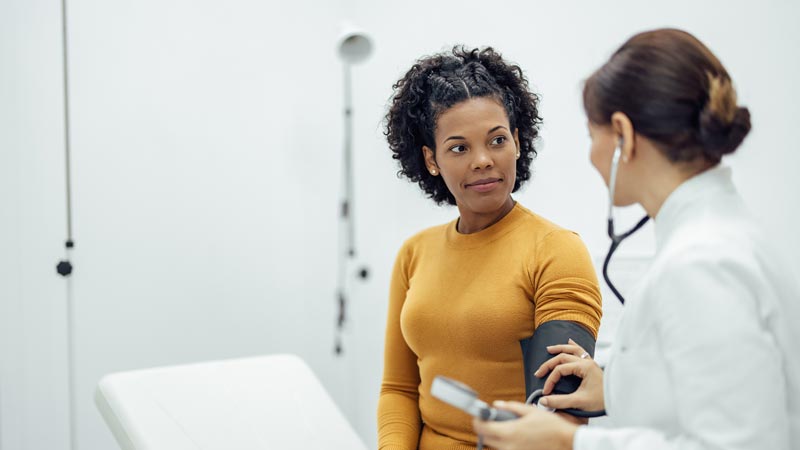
top-left (538, 391), bottom-right (585, 411)
top-left (534, 352), bottom-right (578, 378)
top-left (472, 402), bottom-right (536, 440)
top-left (545, 342), bottom-right (585, 357)
top-left (542, 360), bottom-right (594, 394)
top-left (474, 407), bottom-right (557, 450)
top-left (473, 417), bottom-right (533, 450)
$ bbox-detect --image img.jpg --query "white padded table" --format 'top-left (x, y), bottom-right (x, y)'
top-left (95, 354), bottom-right (368, 450)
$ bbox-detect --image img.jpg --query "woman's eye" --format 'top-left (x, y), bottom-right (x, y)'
top-left (491, 136), bottom-right (507, 146)
top-left (449, 144), bottom-right (467, 153)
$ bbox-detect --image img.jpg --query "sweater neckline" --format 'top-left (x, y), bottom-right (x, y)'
top-left (445, 201), bottom-right (527, 249)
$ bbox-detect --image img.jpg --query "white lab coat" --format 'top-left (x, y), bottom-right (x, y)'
top-left (575, 165), bottom-right (800, 450)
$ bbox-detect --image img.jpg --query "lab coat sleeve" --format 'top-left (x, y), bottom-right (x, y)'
top-left (377, 244), bottom-right (422, 450)
top-left (574, 249), bottom-right (790, 450)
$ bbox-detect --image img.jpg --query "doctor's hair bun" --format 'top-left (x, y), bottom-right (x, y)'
top-left (698, 75), bottom-right (751, 162)
top-left (583, 28), bottom-right (751, 164)
top-left (385, 46), bottom-right (542, 205)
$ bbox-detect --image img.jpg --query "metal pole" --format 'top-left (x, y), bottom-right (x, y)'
top-left (335, 64), bottom-right (354, 355)
top-left (343, 64), bottom-right (355, 258)
top-left (59, 0), bottom-right (78, 446)
top-left (66, 276), bottom-right (77, 450)
top-left (60, 0), bottom-right (73, 246)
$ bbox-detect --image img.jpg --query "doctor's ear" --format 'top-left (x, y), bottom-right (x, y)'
top-left (611, 112), bottom-right (635, 162)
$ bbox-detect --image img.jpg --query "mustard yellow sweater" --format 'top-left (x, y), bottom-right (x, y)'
top-left (377, 202), bottom-right (602, 450)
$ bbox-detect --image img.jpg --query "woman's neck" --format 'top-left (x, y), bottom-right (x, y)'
top-left (456, 197), bottom-right (516, 234)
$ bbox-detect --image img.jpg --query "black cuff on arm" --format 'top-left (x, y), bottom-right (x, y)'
top-left (520, 320), bottom-right (596, 397)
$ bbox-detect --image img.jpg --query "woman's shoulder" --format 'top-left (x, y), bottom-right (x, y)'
top-left (513, 203), bottom-right (580, 242)
top-left (399, 220), bottom-right (453, 249)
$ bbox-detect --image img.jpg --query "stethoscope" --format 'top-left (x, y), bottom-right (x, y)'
top-left (602, 143), bottom-right (650, 305)
top-left (524, 143), bottom-right (650, 421)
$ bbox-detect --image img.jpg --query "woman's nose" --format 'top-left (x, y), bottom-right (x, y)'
top-left (471, 147), bottom-right (493, 170)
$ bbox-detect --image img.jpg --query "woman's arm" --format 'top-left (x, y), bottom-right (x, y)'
top-left (531, 230), bottom-right (602, 334)
top-left (377, 246), bottom-right (422, 450)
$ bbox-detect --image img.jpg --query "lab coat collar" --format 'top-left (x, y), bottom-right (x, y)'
top-left (653, 164), bottom-right (736, 251)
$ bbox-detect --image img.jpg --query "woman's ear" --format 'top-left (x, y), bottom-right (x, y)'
top-left (422, 145), bottom-right (438, 175)
top-left (513, 128), bottom-right (520, 158)
top-left (611, 112), bottom-right (636, 162)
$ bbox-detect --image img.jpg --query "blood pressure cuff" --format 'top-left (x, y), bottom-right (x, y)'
top-left (520, 320), bottom-right (596, 398)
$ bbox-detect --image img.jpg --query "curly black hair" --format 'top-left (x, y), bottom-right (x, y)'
top-left (385, 46), bottom-right (543, 205)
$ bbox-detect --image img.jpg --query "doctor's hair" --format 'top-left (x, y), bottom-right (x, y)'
top-left (583, 28), bottom-right (751, 164)
top-left (385, 46), bottom-right (543, 205)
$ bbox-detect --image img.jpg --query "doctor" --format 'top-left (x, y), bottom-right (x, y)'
top-left (473, 28), bottom-right (800, 450)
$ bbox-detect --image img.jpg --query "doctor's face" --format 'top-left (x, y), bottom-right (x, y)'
top-left (588, 122), bottom-right (614, 184)
top-left (588, 121), bottom-right (636, 207)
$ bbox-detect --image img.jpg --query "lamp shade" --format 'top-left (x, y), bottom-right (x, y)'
top-left (337, 26), bottom-right (372, 64)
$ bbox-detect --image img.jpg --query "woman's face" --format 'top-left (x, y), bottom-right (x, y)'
top-left (422, 97), bottom-right (520, 216)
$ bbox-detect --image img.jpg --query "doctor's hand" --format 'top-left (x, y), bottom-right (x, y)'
top-left (472, 401), bottom-right (577, 450)
top-left (534, 339), bottom-right (605, 412)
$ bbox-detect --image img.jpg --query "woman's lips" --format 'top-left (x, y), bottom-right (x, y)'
top-left (466, 178), bottom-right (501, 193)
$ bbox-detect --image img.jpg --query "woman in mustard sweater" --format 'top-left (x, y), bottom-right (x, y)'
top-left (377, 46), bottom-right (603, 450)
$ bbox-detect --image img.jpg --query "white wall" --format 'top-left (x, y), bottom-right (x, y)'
top-left (1, 1), bottom-right (798, 450)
